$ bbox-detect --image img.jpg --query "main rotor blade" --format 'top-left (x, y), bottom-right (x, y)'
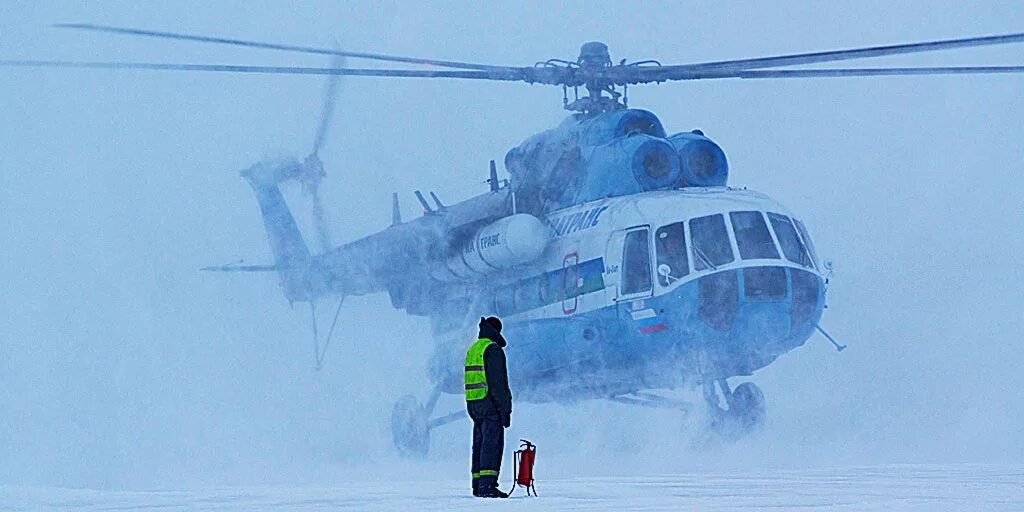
top-left (635, 31), bottom-right (1024, 81)
top-left (6, 60), bottom-right (1021, 86)
top-left (730, 66), bottom-right (1024, 79)
top-left (201, 264), bottom-right (277, 272)
top-left (0, 60), bottom-right (533, 80)
top-left (55, 23), bottom-right (510, 71)
top-left (615, 62), bottom-right (1024, 84)
top-left (609, 65), bottom-right (1024, 83)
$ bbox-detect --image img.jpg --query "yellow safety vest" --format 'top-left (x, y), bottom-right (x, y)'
top-left (465, 338), bottom-right (494, 401)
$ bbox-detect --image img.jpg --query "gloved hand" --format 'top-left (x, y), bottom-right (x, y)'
top-left (500, 413), bottom-right (511, 429)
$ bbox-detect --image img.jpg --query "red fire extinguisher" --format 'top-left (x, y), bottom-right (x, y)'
top-left (508, 439), bottom-right (537, 496)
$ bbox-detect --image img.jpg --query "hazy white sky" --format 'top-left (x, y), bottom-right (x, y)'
top-left (1, 1), bottom-right (1022, 489)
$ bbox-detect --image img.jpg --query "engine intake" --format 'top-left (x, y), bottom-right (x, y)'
top-left (583, 134), bottom-right (680, 197)
top-left (668, 131), bottom-right (729, 187)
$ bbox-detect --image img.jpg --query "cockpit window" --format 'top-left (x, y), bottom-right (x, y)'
top-left (793, 219), bottom-right (819, 270)
top-left (768, 212), bottom-right (812, 267)
top-left (689, 214), bottom-right (734, 270)
top-left (622, 228), bottom-right (653, 295)
top-left (655, 222), bottom-right (690, 286)
top-left (730, 211), bottom-right (780, 260)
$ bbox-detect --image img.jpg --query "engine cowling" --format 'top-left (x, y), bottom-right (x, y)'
top-left (668, 131), bottom-right (729, 187)
top-left (576, 108), bottom-right (667, 146)
top-left (504, 109), bottom-right (675, 212)
top-left (576, 134), bottom-right (681, 202)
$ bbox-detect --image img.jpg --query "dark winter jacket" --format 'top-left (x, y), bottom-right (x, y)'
top-left (466, 321), bottom-right (513, 426)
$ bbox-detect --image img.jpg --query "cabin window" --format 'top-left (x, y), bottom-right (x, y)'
top-left (515, 275), bottom-right (544, 312)
top-left (794, 219), bottom-right (819, 270)
top-left (689, 214), bottom-right (734, 270)
top-left (621, 228), bottom-right (652, 295)
top-left (730, 211), bottom-right (780, 260)
top-left (655, 222), bottom-right (690, 286)
top-left (768, 212), bottom-right (812, 267)
top-left (541, 270), bottom-right (560, 305)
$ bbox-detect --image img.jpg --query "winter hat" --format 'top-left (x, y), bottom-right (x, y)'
top-left (484, 316), bottom-right (502, 333)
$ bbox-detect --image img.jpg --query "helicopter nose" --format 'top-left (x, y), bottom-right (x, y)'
top-left (732, 297), bottom-right (790, 346)
top-left (698, 266), bottom-right (823, 345)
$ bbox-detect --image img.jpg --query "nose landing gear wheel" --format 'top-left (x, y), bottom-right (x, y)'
top-left (706, 380), bottom-right (766, 441)
top-left (730, 381), bottom-right (766, 431)
top-left (391, 395), bottom-right (429, 458)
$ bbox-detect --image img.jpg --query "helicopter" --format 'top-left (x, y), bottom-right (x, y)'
top-left (6, 25), bottom-right (1023, 456)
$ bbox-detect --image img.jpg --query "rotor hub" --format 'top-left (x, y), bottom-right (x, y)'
top-left (578, 41), bottom-right (611, 69)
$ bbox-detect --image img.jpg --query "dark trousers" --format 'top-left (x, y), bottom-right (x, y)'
top-left (471, 417), bottom-right (504, 491)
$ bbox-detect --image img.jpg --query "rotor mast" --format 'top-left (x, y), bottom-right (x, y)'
top-left (567, 41), bottom-right (625, 115)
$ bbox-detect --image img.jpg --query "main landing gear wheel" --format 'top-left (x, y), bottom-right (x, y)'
top-left (390, 391), bottom-right (465, 458)
top-left (706, 379), bottom-right (766, 442)
top-left (391, 395), bottom-right (429, 458)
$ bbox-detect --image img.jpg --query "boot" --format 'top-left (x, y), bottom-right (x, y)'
top-left (477, 485), bottom-right (509, 499)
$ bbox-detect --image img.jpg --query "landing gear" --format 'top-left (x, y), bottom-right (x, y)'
top-left (391, 395), bottom-right (429, 457)
top-left (730, 382), bottom-right (767, 430)
top-left (390, 389), bottom-right (464, 458)
top-left (704, 379), bottom-right (766, 441)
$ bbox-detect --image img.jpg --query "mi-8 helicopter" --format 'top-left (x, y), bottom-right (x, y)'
top-left (6, 25), bottom-right (1023, 455)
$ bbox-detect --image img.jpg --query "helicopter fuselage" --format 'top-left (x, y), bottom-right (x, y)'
top-left (235, 107), bottom-right (825, 406)
top-left (425, 187), bottom-right (826, 402)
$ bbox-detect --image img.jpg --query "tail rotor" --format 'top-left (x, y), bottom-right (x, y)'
top-left (301, 52), bottom-right (344, 253)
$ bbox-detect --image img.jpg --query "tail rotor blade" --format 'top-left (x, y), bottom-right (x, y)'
top-left (310, 180), bottom-right (331, 253)
top-left (312, 53), bottom-right (344, 156)
top-left (306, 50), bottom-right (344, 253)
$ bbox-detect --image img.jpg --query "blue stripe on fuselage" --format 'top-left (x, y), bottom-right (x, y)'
top-left (494, 257), bottom-right (606, 317)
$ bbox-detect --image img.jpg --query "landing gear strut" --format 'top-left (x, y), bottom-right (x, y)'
top-left (704, 378), bottom-right (766, 441)
top-left (390, 389), bottom-right (464, 457)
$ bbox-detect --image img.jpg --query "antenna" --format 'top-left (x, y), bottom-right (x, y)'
top-left (429, 191), bottom-right (445, 210)
top-left (489, 159), bottom-right (499, 192)
top-left (414, 190), bottom-right (433, 213)
top-left (391, 192), bottom-right (402, 225)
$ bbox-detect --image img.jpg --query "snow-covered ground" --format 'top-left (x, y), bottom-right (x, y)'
top-left (3, 464), bottom-right (1021, 511)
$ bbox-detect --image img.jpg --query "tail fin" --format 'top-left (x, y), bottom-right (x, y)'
top-left (251, 183), bottom-right (311, 266)
top-left (242, 159), bottom-right (315, 301)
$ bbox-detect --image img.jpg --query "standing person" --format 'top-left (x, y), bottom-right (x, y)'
top-left (465, 316), bottom-right (512, 498)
